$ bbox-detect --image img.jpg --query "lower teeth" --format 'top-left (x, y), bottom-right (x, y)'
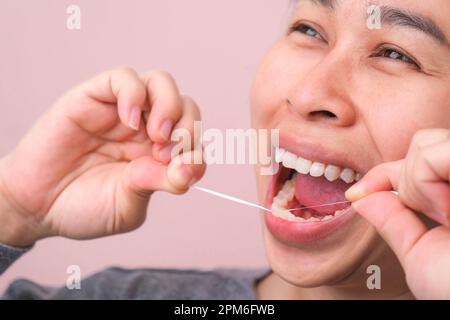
top-left (271, 175), bottom-right (347, 223)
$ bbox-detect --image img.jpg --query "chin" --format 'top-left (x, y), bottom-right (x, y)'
top-left (262, 220), bottom-right (381, 288)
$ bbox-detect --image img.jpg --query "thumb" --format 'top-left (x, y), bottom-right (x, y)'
top-left (345, 160), bottom-right (403, 202)
top-left (114, 151), bottom-right (205, 233)
top-left (123, 150), bottom-right (205, 196)
top-left (352, 191), bottom-right (428, 269)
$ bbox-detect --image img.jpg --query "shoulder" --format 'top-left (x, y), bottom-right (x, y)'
top-left (3, 267), bottom-right (270, 300)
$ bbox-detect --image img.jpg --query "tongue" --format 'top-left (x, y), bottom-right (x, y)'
top-left (294, 174), bottom-right (353, 215)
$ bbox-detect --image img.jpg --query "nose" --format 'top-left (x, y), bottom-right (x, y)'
top-left (288, 50), bottom-right (357, 127)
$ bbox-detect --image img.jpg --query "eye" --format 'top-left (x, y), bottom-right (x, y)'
top-left (290, 22), bottom-right (324, 41)
top-left (374, 47), bottom-right (420, 69)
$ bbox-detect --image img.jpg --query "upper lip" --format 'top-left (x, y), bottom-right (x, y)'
top-left (277, 130), bottom-right (365, 174)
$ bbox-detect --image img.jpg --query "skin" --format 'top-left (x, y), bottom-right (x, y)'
top-left (252, 0), bottom-right (450, 299)
top-left (0, 0), bottom-right (449, 300)
top-left (0, 67), bottom-right (206, 246)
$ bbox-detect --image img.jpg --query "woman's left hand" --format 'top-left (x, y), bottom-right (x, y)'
top-left (346, 128), bottom-right (450, 300)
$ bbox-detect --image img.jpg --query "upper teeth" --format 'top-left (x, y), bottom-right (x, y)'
top-left (275, 148), bottom-right (361, 184)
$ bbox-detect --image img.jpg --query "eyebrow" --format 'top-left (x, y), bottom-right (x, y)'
top-left (303, 0), bottom-right (335, 9)
top-left (380, 6), bottom-right (450, 48)
top-left (295, 0), bottom-right (450, 48)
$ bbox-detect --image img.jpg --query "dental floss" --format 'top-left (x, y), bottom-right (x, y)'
top-left (194, 186), bottom-right (399, 213)
top-left (288, 191), bottom-right (399, 212)
top-left (288, 200), bottom-right (352, 211)
top-left (193, 186), bottom-right (271, 212)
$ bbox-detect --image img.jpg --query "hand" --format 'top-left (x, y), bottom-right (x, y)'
top-left (0, 67), bottom-right (206, 247)
top-left (346, 128), bottom-right (450, 299)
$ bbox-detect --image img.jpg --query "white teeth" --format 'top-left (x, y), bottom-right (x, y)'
top-left (340, 168), bottom-right (355, 184)
top-left (271, 148), bottom-right (355, 224)
top-left (273, 196), bottom-right (288, 207)
top-left (271, 177), bottom-right (350, 223)
top-left (324, 165), bottom-right (341, 182)
top-left (271, 203), bottom-right (289, 219)
top-left (281, 151), bottom-right (297, 170)
top-left (310, 162), bottom-right (325, 177)
top-left (275, 148), bottom-right (360, 184)
top-left (334, 209), bottom-right (345, 217)
top-left (275, 148), bottom-right (286, 163)
top-left (296, 157), bottom-right (312, 175)
top-left (273, 177), bottom-right (295, 208)
top-left (278, 189), bottom-right (290, 198)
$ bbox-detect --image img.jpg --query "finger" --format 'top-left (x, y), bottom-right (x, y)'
top-left (346, 129), bottom-right (450, 203)
top-left (167, 150), bottom-right (206, 191)
top-left (345, 160), bottom-right (403, 202)
top-left (123, 149), bottom-right (206, 196)
top-left (346, 145), bottom-right (450, 225)
top-left (142, 71), bottom-right (183, 145)
top-left (420, 139), bottom-right (450, 181)
top-left (407, 128), bottom-right (449, 159)
top-left (352, 191), bottom-right (428, 269)
top-left (396, 129), bottom-right (449, 224)
top-left (410, 140), bottom-right (450, 223)
top-left (79, 66), bottom-right (147, 131)
top-left (116, 150), bottom-right (206, 234)
top-left (152, 96), bottom-right (201, 164)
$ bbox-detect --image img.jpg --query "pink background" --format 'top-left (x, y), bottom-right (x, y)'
top-left (0, 1), bottom-right (290, 291)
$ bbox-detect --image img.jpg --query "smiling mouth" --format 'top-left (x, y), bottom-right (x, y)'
top-left (270, 147), bottom-right (362, 223)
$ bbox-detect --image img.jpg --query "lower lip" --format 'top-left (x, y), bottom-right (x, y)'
top-left (264, 173), bottom-right (356, 245)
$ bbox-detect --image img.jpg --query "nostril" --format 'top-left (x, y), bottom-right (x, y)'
top-left (310, 110), bottom-right (337, 119)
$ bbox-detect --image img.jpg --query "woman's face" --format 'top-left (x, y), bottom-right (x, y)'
top-left (251, 0), bottom-right (450, 288)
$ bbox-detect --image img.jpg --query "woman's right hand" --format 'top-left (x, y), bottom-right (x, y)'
top-left (0, 67), bottom-right (206, 247)
top-left (346, 129), bottom-right (450, 299)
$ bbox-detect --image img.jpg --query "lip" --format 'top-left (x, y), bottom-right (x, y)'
top-left (278, 131), bottom-right (365, 175)
top-left (264, 134), bottom-right (358, 245)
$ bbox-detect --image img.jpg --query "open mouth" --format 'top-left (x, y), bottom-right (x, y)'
top-left (269, 147), bottom-right (362, 223)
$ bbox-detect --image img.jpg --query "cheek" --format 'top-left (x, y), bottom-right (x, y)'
top-left (251, 44), bottom-right (295, 128)
top-left (366, 90), bottom-right (450, 160)
top-left (251, 67), bottom-right (280, 128)
top-left (251, 41), bottom-right (325, 129)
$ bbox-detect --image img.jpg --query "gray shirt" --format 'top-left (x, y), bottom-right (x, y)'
top-left (0, 244), bottom-right (269, 300)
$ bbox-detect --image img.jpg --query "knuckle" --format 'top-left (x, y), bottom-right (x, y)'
top-left (411, 128), bottom-right (448, 148)
top-left (181, 95), bottom-right (195, 106)
top-left (182, 95), bottom-right (201, 116)
top-left (411, 129), bottom-right (429, 146)
top-left (113, 65), bottom-right (136, 76)
top-left (147, 69), bottom-right (173, 81)
top-left (410, 130), bottom-right (431, 154)
top-left (406, 159), bottom-right (425, 197)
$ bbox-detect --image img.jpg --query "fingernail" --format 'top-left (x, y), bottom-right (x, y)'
top-left (129, 106), bottom-right (141, 131)
top-left (159, 143), bottom-right (175, 163)
top-left (159, 119), bottom-right (173, 141)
